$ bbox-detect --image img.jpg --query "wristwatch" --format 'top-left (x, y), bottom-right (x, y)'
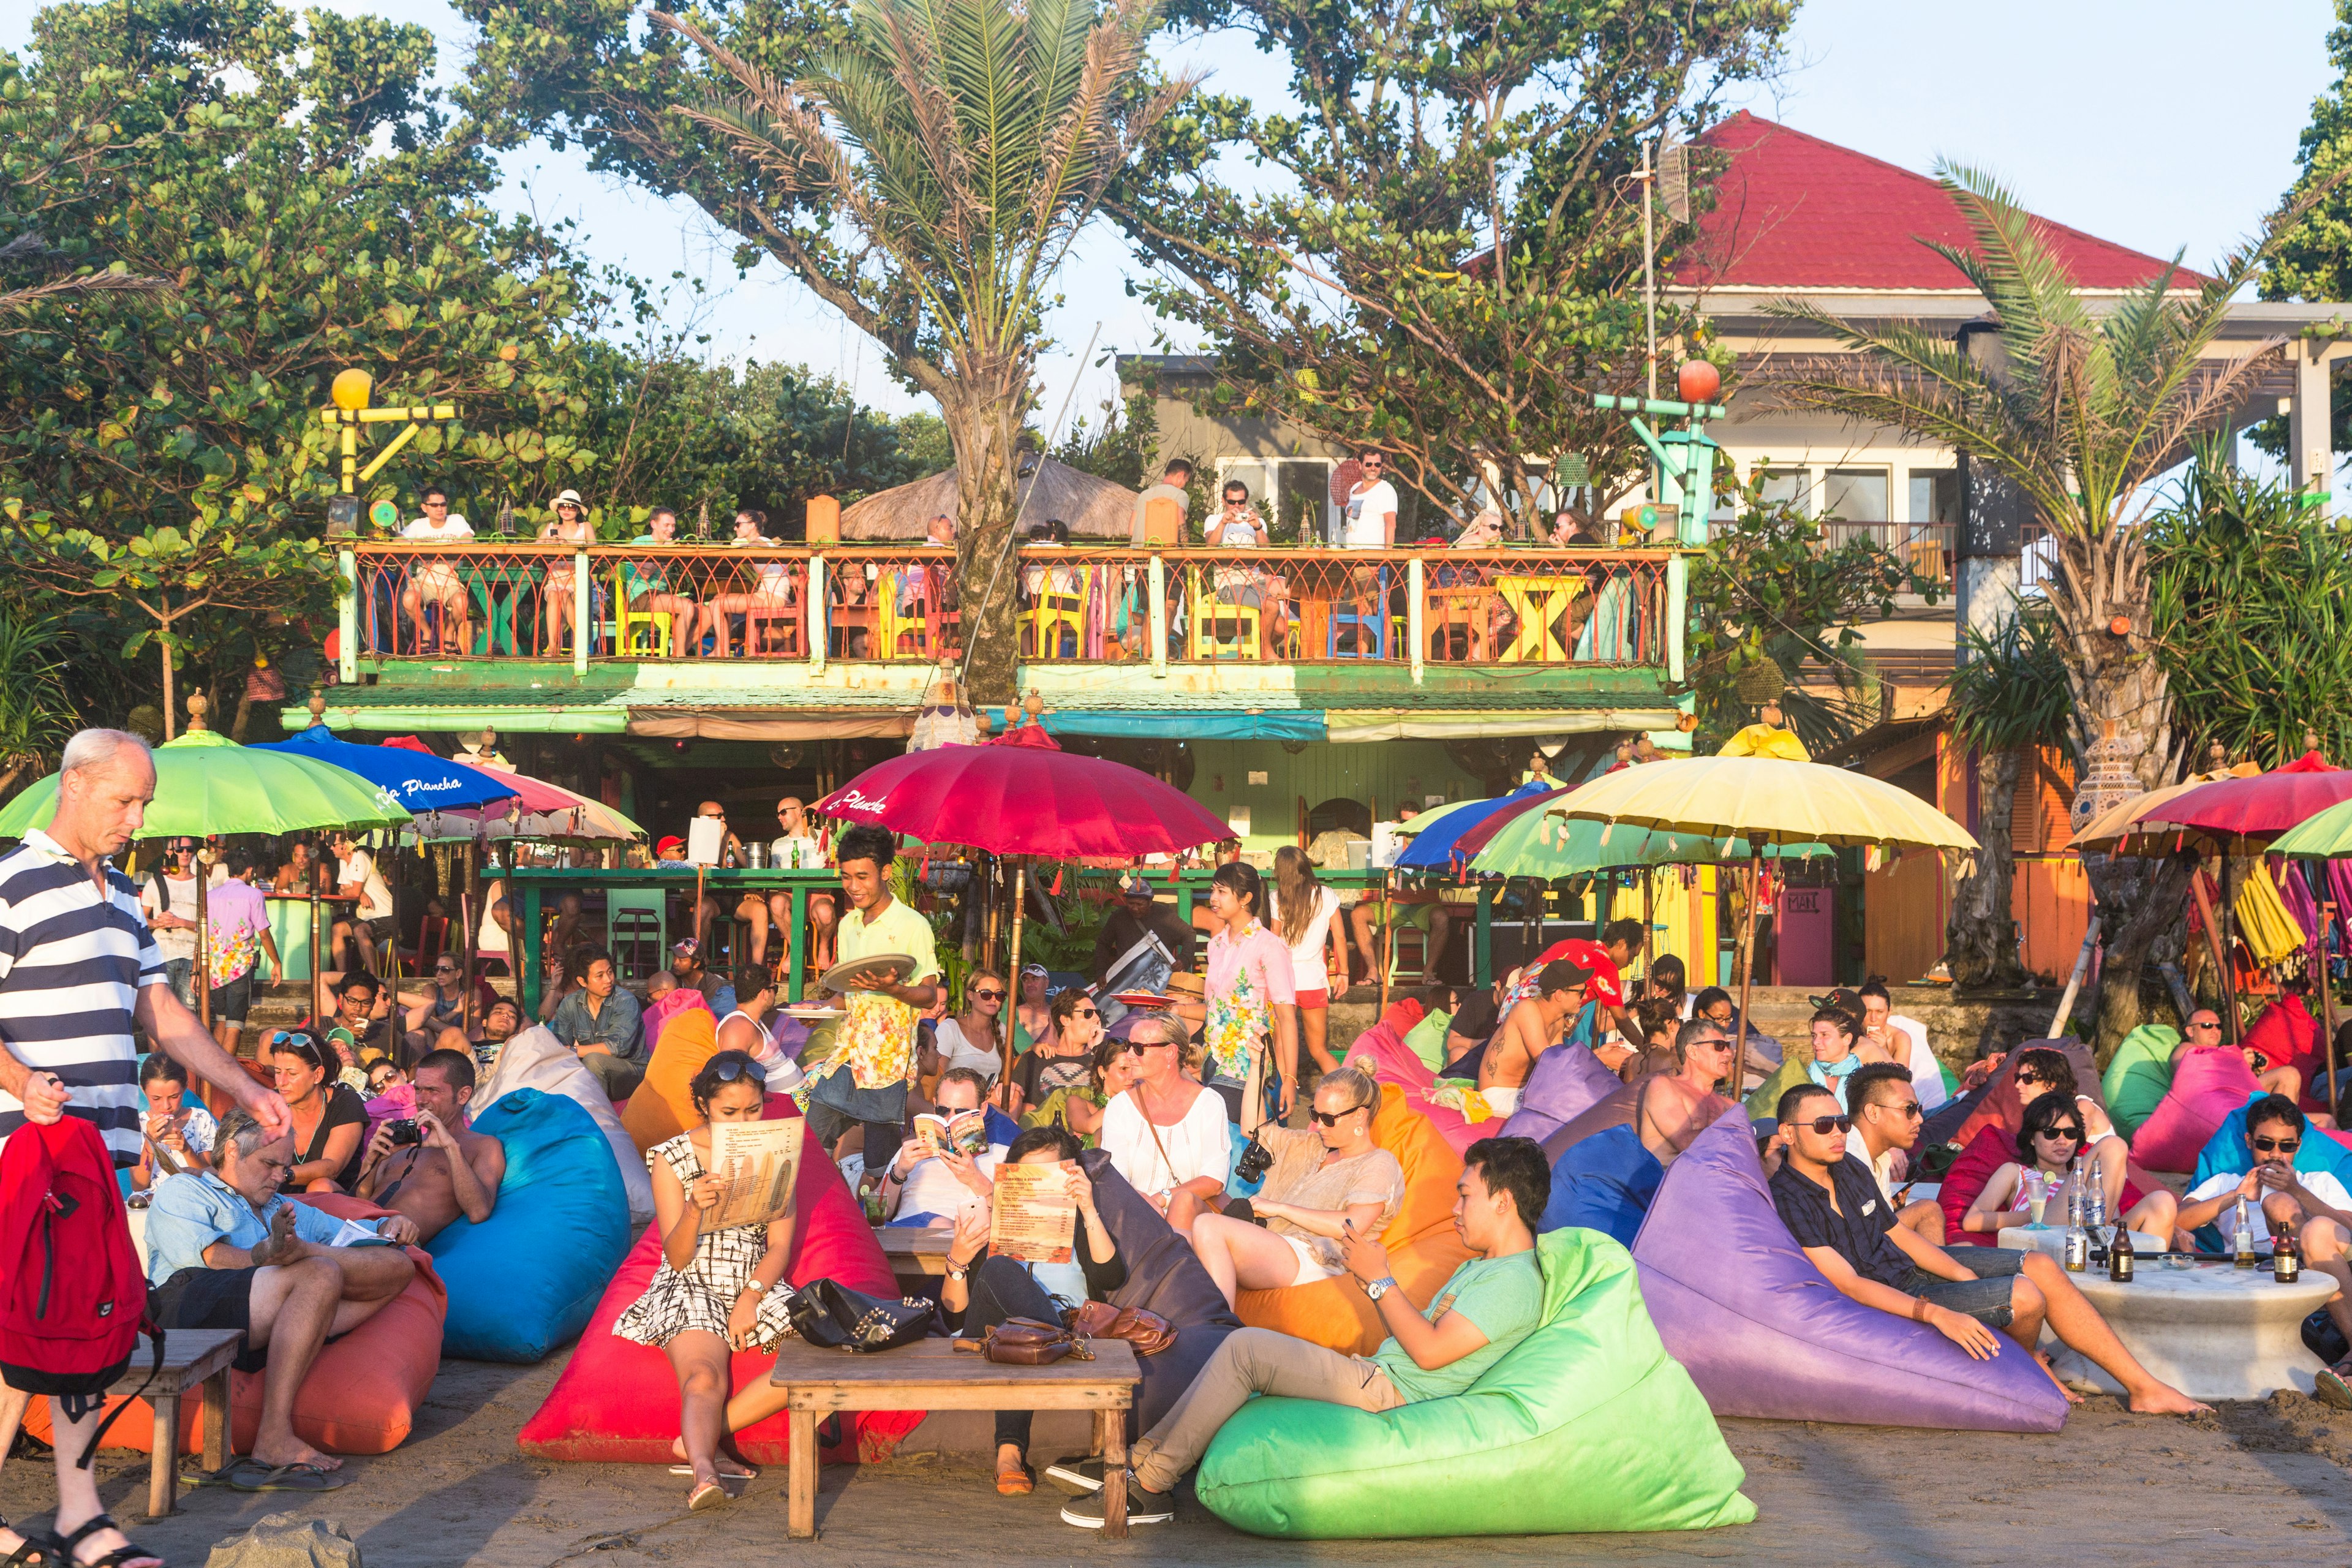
top-left (742, 1279), bottom-right (769, 1295)
top-left (1364, 1276), bottom-right (1398, 1302)
top-left (946, 1261), bottom-right (971, 1281)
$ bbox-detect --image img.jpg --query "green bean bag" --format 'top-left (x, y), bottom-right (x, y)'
top-left (2102, 1023), bottom-right (2179, 1137)
top-left (1194, 1227), bottom-right (1754, 1539)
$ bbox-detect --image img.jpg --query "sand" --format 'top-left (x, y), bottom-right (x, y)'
top-left (10, 1354), bottom-right (2352, 1566)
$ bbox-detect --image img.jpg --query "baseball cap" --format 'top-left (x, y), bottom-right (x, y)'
top-left (655, 835), bottom-right (686, 856)
top-left (1556, 940), bottom-right (1625, 1006)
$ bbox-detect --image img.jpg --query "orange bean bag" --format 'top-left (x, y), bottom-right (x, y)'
top-left (32, 1194), bottom-right (445, 1457)
top-left (621, 1006), bottom-right (720, 1152)
top-left (516, 1095), bottom-right (922, 1466)
top-left (1234, 1086), bottom-right (1471, 1355)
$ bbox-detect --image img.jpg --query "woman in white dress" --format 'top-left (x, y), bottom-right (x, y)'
top-left (537, 489), bottom-right (596, 654)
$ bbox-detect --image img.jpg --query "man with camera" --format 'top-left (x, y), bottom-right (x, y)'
top-left (355, 1048), bottom-right (506, 1243)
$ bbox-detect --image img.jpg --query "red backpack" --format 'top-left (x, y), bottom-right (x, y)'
top-left (0, 1117), bottom-right (159, 1465)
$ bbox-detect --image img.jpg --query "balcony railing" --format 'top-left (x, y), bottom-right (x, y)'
top-left (1819, 520), bottom-right (1954, 589)
top-left (341, 541), bottom-right (1683, 674)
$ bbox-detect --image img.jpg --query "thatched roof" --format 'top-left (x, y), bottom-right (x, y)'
top-left (840, 456), bottom-right (1140, 540)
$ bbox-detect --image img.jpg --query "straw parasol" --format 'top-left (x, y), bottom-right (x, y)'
top-left (839, 457), bottom-right (1140, 540)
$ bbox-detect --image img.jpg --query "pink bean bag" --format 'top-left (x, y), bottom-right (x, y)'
top-left (1344, 1005), bottom-right (1490, 1153)
top-left (2130, 1046), bottom-right (2263, 1174)
top-left (516, 1095), bottom-right (923, 1466)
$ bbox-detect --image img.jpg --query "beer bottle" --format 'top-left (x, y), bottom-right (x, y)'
top-left (2108, 1218), bottom-right (2133, 1283)
top-left (2234, 1195), bottom-right (2258, 1268)
top-left (2275, 1226), bottom-right (2302, 1284)
top-left (2064, 1219), bottom-right (2087, 1273)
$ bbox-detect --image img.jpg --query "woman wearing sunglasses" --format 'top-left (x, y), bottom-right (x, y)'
top-left (612, 1050), bottom-right (801, 1512)
top-left (267, 1032), bottom-right (371, 1193)
top-left (1002, 988), bottom-right (1103, 1121)
top-left (928, 969), bottom-right (1008, 1088)
top-left (1185, 1066), bottom-right (1403, 1308)
top-left (2008, 1046), bottom-right (2132, 1226)
top-left (1962, 1091), bottom-right (2179, 1245)
top-left (1020, 1035), bottom-right (1142, 1145)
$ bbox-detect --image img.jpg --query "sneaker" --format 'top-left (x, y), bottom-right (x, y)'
top-left (1060, 1473), bottom-right (1174, 1528)
top-left (2317, 1365), bottom-right (2352, 1412)
top-left (1043, 1457), bottom-right (1104, 1496)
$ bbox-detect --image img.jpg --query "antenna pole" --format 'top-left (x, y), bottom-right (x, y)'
top-left (1641, 137), bottom-right (1658, 402)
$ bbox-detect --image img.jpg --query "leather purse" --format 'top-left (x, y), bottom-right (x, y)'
top-left (952, 1316), bottom-right (1095, 1366)
top-left (785, 1278), bottom-right (933, 1352)
top-left (1063, 1300), bottom-right (1177, 1357)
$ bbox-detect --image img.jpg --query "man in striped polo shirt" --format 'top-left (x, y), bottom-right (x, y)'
top-left (0, 729), bottom-right (291, 1568)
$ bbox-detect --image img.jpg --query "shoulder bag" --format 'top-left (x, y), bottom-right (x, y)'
top-left (785, 1278), bottom-right (933, 1352)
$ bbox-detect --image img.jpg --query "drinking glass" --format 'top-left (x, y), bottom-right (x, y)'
top-left (2024, 1170), bottom-right (2048, 1228)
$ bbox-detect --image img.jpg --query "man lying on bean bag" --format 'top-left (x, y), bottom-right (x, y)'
top-left (1060, 1135), bottom-right (1551, 1529)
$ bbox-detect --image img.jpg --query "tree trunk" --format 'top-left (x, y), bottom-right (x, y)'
top-left (159, 600), bottom-right (176, 741)
top-left (941, 379), bottom-right (1030, 709)
top-left (1944, 746), bottom-right (2026, 989)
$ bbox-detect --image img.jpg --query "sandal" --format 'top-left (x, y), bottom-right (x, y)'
top-left (687, 1480), bottom-right (729, 1512)
top-left (221, 1458), bottom-right (349, 1493)
top-left (0, 1515), bottom-right (61, 1567)
top-left (996, 1459), bottom-right (1035, 1497)
top-left (57, 1514), bottom-right (159, 1568)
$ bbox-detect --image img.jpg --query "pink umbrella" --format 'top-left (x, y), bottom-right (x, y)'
top-left (814, 745), bottom-right (1227, 858)
top-left (2160, 751), bottom-right (2352, 843)
top-left (1446, 786), bottom-right (1557, 867)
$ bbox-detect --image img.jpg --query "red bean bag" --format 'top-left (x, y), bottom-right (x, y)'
top-left (1937, 1125), bottom-right (2016, 1247)
top-left (516, 1095), bottom-right (922, 1466)
top-left (34, 1194), bottom-right (445, 1457)
top-left (2130, 1046), bottom-right (2263, 1174)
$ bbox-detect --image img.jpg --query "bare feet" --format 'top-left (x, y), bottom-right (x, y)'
top-left (670, 1436), bottom-right (757, 1480)
top-left (2032, 1352), bottom-right (2086, 1404)
top-left (252, 1437), bottom-right (343, 1471)
top-left (2127, 1382), bottom-right (2214, 1416)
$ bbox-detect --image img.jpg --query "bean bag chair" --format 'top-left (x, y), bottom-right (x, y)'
top-left (644, 983), bottom-right (712, 1055)
top-left (1400, 1007), bottom-right (1452, 1074)
top-left (1542, 1126), bottom-right (1661, 1246)
top-left (36, 1193), bottom-right (445, 1457)
top-left (2131, 1046), bottom-right (2264, 1174)
top-left (622, 1006), bottom-right (720, 1152)
top-left (1630, 1113), bottom-right (2068, 1431)
top-left (1497, 1042), bottom-right (1621, 1144)
top-left (1343, 1012), bottom-right (1495, 1155)
top-left (1538, 1079), bottom-right (1639, 1166)
top-left (2244, 992), bottom-right (2321, 1096)
top-left (1237, 1087), bottom-right (1470, 1355)
top-left (1936, 1124), bottom-right (2017, 1247)
top-left (1741, 1039), bottom-right (1812, 1123)
top-left (2185, 1092), bottom-right (2352, 1249)
top-left (516, 1094), bottom-right (923, 1466)
top-left (2101, 1024), bottom-right (2179, 1138)
top-left (428, 1089), bottom-right (632, 1362)
top-left (1196, 1226), bottom-right (1754, 1539)
top-left (478, 1025), bottom-right (654, 1226)
top-left (1942, 1037), bottom-right (2103, 1154)
top-left (1077, 1148), bottom-right (1239, 1435)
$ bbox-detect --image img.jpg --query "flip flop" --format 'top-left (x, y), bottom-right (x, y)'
top-left (687, 1480), bottom-right (728, 1512)
top-left (668, 1463), bottom-right (759, 1481)
top-left (222, 1458), bottom-right (351, 1493)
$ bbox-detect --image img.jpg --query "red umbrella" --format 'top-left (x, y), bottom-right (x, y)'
top-left (2160, 751), bottom-right (2352, 843)
top-left (1446, 786), bottom-right (1558, 867)
top-left (814, 745), bottom-right (1230, 858)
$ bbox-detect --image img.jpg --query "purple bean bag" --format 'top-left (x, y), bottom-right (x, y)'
top-left (1498, 1043), bottom-right (1621, 1144)
top-left (1538, 1080), bottom-right (1640, 1165)
top-left (1630, 1113), bottom-right (2069, 1432)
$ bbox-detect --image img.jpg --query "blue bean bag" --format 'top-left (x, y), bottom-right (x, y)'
top-left (1631, 1111), bottom-right (2068, 1431)
top-left (2185, 1093), bottom-right (2352, 1251)
top-left (1195, 1226), bottom-right (1754, 1538)
top-left (427, 1088), bottom-right (632, 1362)
top-left (1540, 1124), bottom-right (1662, 1246)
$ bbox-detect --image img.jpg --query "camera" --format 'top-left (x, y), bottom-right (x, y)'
top-left (1234, 1133), bottom-right (1273, 1184)
top-left (388, 1118), bottom-right (422, 1147)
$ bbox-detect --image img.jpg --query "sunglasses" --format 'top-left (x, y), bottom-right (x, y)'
top-left (1800, 1114), bottom-right (1853, 1136)
top-left (2037, 1126), bottom-right (2084, 1142)
top-left (1311, 1106), bottom-right (1371, 1127)
top-left (1072, 1006), bottom-right (1100, 1019)
top-left (2187, 1020), bottom-right (2222, 1030)
top-left (2253, 1135), bottom-right (2302, 1154)
top-left (704, 1057), bottom-right (760, 1085)
top-left (2013, 1073), bottom-right (2046, 1087)
top-left (268, 1032), bottom-right (326, 1070)
top-left (1133, 1038), bottom-right (1175, 1052)
top-left (1875, 1101), bottom-right (1922, 1120)
top-left (970, 988), bottom-right (1005, 1001)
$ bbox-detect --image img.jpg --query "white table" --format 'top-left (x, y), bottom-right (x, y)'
top-left (1994, 1229), bottom-right (2335, 1400)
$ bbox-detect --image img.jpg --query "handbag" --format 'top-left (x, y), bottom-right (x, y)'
top-left (785, 1278), bottom-right (933, 1353)
top-left (952, 1316), bottom-right (1094, 1366)
top-left (1063, 1300), bottom-right (1177, 1357)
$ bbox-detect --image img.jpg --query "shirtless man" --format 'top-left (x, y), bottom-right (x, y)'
top-left (355, 1049), bottom-right (506, 1243)
top-left (689, 801), bottom-right (780, 965)
top-left (1635, 1018), bottom-right (1743, 1167)
top-left (1477, 959), bottom-right (1589, 1118)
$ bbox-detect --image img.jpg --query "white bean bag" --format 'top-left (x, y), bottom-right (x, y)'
top-left (477, 1025), bottom-right (654, 1225)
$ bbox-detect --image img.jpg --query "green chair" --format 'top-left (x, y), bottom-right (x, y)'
top-left (1194, 1227), bottom-right (1754, 1539)
top-left (607, 889), bottom-right (667, 984)
top-left (2101, 1023), bottom-right (2180, 1138)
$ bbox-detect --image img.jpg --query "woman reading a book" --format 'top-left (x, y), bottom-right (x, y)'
top-left (611, 1050), bottom-right (803, 1513)
top-left (1004, 987), bottom-right (1105, 1120)
top-left (940, 1125), bottom-right (1126, 1496)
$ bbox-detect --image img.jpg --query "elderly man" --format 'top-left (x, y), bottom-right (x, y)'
top-left (1635, 1018), bottom-right (1743, 1167)
top-left (145, 1107), bottom-right (418, 1487)
top-left (548, 946), bottom-right (646, 1098)
top-left (355, 1048), bottom-right (506, 1243)
top-left (0, 729), bottom-right (293, 1566)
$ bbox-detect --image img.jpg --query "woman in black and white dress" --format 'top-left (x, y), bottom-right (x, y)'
top-left (614, 1050), bottom-right (801, 1511)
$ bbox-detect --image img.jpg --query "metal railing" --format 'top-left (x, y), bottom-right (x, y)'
top-left (1819, 521), bottom-right (1954, 589)
top-left (342, 541), bottom-right (1683, 673)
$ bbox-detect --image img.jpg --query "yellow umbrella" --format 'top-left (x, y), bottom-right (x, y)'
top-left (1549, 729), bottom-right (1977, 1047)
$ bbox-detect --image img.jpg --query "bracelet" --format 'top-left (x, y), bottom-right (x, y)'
top-left (1910, 1297), bottom-right (1928, 1323)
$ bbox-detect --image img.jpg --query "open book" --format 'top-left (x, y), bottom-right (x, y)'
top-left (914, 1108), bottom-right (990, 1159)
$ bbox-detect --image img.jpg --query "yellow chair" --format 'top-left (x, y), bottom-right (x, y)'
top-left (1020, 564), bottom-right (1091, 658)
top-left (609, 565), bottom-right (673, 657)
top-left (1188, 601), bottom-right (1261, 660)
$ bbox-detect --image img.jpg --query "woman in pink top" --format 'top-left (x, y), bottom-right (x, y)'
top-left (1200, 861), bottom-right (1298, 1132)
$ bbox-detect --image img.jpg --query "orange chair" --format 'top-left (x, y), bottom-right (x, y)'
top-left (621, 1006), bottom-right (721, 1152)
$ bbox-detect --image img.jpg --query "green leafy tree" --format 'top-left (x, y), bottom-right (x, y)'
top-left (1768, 165), bottom-right (2296, 1048)
top-left (0, 613), bottom-right (75, 794)
top-left (459, 0), bottom-right (1185, 702)
top-left (2260, 0), bottom-right (2352, 454)
top-left (1943, 608), bottom-right (2070, 989)
top-left (1108, 0), bottom-right (1789, 530)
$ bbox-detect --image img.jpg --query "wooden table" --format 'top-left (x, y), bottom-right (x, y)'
top-left (767, 1336), bottom-right (1140, 1537)
top-left (874, 1227), bottom-right (953, 1294)
top-left (117, 1330), bottom-right (241, 1518)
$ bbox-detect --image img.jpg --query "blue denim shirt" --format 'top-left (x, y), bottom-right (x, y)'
top-left (548, 986), bottom-right (646, 1063)
top-left (143, 1170), bottom-right (386, 1286)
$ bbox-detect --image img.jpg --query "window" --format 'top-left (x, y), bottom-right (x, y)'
top-left (1822, 468), bottom-right (1888, 523)
top-left (1755, 468), bottom-right (1809, 513)
top-left (1909, 470), bottom-right (1959, 525)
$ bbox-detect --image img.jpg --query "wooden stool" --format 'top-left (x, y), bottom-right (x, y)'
top-left (115, 1330), bottom-right (242, 1518)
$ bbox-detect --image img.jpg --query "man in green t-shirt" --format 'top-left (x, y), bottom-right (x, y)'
top-left (1060, 1136), bottom-right (1550, 1528)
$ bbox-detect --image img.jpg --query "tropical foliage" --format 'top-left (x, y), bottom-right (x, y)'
top-left (1942, 607), bottom-right (2070, 989)
top-left (2260, 0), bottom-right (2352, 454)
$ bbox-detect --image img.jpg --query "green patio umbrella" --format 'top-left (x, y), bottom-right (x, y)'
top-left (0, 726), bottom-right (408, 839)
top-left (2267, 797), bottom-right (2352, 859)
top-left (1467, 798), bottom-right (1833, 878)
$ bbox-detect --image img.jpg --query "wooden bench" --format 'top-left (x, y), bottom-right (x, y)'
top-left (766, 1336), bottom-right (1140, 1537)
top-left (114, 1330), bottom-right (243, 1518)
top-left (873, 1226), bottom-right (952, 1294)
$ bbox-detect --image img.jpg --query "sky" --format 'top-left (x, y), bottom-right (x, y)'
top-left (4, 0), bottom-right (2344, 447)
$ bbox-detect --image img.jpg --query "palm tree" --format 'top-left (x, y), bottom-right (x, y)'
top-left (1766, 164), bottom-right (2294, 1044)
top-left (0, 616), bottom-right (75, 797)
top-left (1943, 607), bottom-right (2070, 989)
top-left (653, 0), bottom-right (1186, 702)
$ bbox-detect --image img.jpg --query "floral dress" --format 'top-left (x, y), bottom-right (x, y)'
top-left (613, 1134), bottom-right (799, 1349)
top-left (1202, 920), bottom-right (1295, 1088)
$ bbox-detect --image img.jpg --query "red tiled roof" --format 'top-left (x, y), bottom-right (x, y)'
top-left (1675, 111), bottom-right (2201, 292)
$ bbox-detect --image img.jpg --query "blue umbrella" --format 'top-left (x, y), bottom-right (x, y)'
top-left (260, 726), bottom-right (519, 813)
top-left (1393, 780), bottom-right (1558, 870)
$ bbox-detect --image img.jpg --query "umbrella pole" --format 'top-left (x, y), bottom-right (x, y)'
top-left (462, 840), bottom-right (478, 1036)
top-left (310, 875), bottom-right (323, 1027)
top-left (196, 849), bottom-right (211, 1035)
top-left (1005, 862), bottom-right (1027, 1088)
top-left (1377, 873), bottom-right (1390, 1016)
top-left (2045, 915), bottom-right (2100, 1040)
top-left (1736, 852), bottom-right (1761, 1093)
top-left (2324, 900), bottom-right (2343, 1122)
top-left (2188, 859), bottom-right (2235, 1040)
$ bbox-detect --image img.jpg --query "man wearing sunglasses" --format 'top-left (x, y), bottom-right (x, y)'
top-left (1844, 1061), bottom-right (1945, 1243)
top-left (1770, 1083), bottom-right (2206, 1415)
